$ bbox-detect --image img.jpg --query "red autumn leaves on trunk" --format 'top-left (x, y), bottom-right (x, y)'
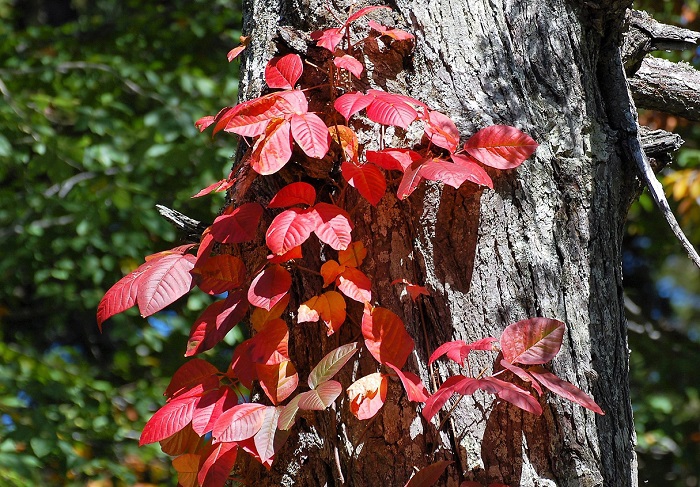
top-left (95, 4), bottom-right (601, 486)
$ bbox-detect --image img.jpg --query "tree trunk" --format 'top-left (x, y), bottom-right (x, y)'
top-left (234, 0), bottom-right (638, 485)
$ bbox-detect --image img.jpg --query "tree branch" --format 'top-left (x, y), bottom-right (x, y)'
top-left (629, 56), bottom-right (700, 121)
top-left (156, 205), bottom-right (210, 242)
top-left (639, 126), bottom-right (684, 170)
top-left (622, 9), bottom-right (700, 75)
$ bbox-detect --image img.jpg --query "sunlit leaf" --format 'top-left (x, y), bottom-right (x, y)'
top-left (297, 290), bottom-right (347, 336)
top-left (529, 366), bottom-right (604, 415)
top-left (248, 265), bottom-right (292, 311)
top-left (257, 360), bottom-right (299, 404)
top-left (290, 112), bottom-right (331, 159)
top-left (311, 202), bottom-right (353, 250)
top-left (137, 253), bottom-right (196, 318)
top-left (337, 267), bottom-right (372, 303)
top-left (424, 110), bottom-right (459, 152)
top-left (308, 342), bottom-right (358, 389)
top-left (298, 380), bottom-right (343, 410)
top-left (500, 317), bottom-right (565, 365)
top-left (251, 118), bottom-right (293, 175)
top-left (428, 337), bottom-right (497, 366)
top-left (210, 202), bottom-right (264, 244)
top-left (265, 208), bottom-right (317, 255)
top-left (463, 125), bottom-right (538, 169)
top-left (212, 403), bottom-right (267, 443)
top-left (334, 54), bottom-right (364, 78)
top-left (347, 373), bottom-right (388, 420)
top-left (362, 305), bottom-right (414, 368)
top-left (265, 54), bottom-right (303, 90)
top-left (140, 396), bottom-right (198, 445)
top-left (341, 161), bottom-right (386, 206)
top-left (368, 20), bottom-right (415, 42)
top-left (268, 182), bottom-right (317, 208)
top-left (165, 359), bottom-right (220, 399)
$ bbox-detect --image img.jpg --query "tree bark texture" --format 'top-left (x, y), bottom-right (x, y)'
top-left (233, 0), bottom-right (638, 485)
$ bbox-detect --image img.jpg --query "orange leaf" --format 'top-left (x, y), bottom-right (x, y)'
top-left (297, 291), bottom-right (347, 336)
top-left (257, 360), bottom-right (299, 405)
top-left (320, 260), bottom-right (344, 287)
top-left (172, 453), bottom-right (199, 487)
top-left (362, 305), bottom-right (415, 368)
top-left (347, 373), bottom-right (388, 420)
top-left (249, 318), bottom-right (289, 365)
top-left (191, 254), bottom-right (247, 295)
top-left (338, 241), bottom-right (367, 267)
top-left (328, 125), bottom-right (360, 163)
top-left (250, 294), bottom-right (290, 331)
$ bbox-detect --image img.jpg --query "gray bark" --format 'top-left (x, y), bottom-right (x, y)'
top-left (233, 0), bottom-right (638, 485)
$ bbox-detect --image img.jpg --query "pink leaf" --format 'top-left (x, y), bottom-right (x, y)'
top-left (268, 182), bottom-right (317, 208)
top-left (341, 161), bottom-right (386, 206)
top-left (334, 55), bottom-right (364, 78)
top-left (253, 406), bottom-right (283, 464)
top-left (463, 377), bottom-right (542, 415)
top-left (186, 291), bottom-right (249, 356)
top-left (428, 337), bottom-right (497, 366)
top-left (220, 92), bottom-right (305, 137)
top-left (265, 54), bottom-right (303, 90)
top-left (251, 118), bottom-right (294, 175)
top-left (498, 359), bottom-right (543, 395)
top-left (297, 380), bottom-right (343, 410)
top-left (422, 375), bottom-right (468, 421)
top-left (366, 90), bottom-right (419, 128)
top-left (419, 159), bottom-right (492, 190)
top-left (500, 317), bottom-right (565, 365)
top-left (210, 202), bottom-right (264, 244)
top-left (265, 208), bottom-right (317, 255)
top-left (311, 28), bottom-right (343, 52)
top-left (213, 403), bottom-right (267, 443)
top-left (450, 154), bottom-right (494, 189)
top-left (310, 202), bottom-right (354, 250)
top-left (362, 305), bottom-right (415, 369)
top-left (396, 157), bottom-right (426, 200)
top-left (247, 265), bottom-right (292, 311)
top-left (463, 125), bottom-right (538, 169)
top-left (529, 366), bottom-right (604, 415)
top-left (334, 92), bottom-right (372, 121)
top-left (97, 261), bottom-right (149, 330)
top-left (345, 5), bottom-right (391, 26)
top-left (347, 373), bottom-right (388, 420)
top-left (140, 396), bottom-right (198, 445)
top-left (385, 363), bottom-right (429, 403)
top-left (424, 110), bottom-right (459, 152)
top-left (337, 266), bottom-right (372, 303)
top-left (137, 254), bottom-right (196, 318)
top-left (192, 177), bottom-right (236, 198)
top-left (290, 112), bottom-right (331, 159)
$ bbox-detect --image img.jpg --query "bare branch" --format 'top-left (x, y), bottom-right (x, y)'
top-left (639, 126), bottom-right (684, 170)
top-left (623, 9), bottom-right (700, 75)
top-left (629, 56), bottom-right (700, 121)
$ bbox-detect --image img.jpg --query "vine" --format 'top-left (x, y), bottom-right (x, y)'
top-left (98, 6), bottom-right (603, 486)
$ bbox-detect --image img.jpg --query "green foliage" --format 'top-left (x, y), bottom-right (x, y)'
top-left (0, 0), bottom-right (241, 484)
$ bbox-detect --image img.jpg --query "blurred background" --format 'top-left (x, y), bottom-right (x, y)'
top-left (0, 0), bottom-right (698, 485)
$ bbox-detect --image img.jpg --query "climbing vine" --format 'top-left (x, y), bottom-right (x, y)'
top-left (98, 6), bottom-right (602, 486)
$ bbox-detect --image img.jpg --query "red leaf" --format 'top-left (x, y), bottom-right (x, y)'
top-left (257, 360), bottom-right (298, 404)
top-left (396, 157), bottom-right (426, 200)
top-left (366, 148), bottom-right (422, 171)
top-left (404, 461), bottom-right (453, 487)
top-left (422, 375), bottom-right (467, 421)
top-left (251, 118), bottom-right (294, 175)
top-left (195, 115), bottom-right (216, 132)
top-left (529, 366), bottom-right (604, 415)
top-left (249, 318), bottom-right (290, 365)
top-left (499, 359), bottom-right (542, 395)
top-left (265, 208), bottom-right (317, 255)
top-left (267, 245), bottom-right (303, 264)
top-left (385, 363), bottom-right (429, 403)
top-left (500, 317), bottom-right (565, 365)
top-left (347, 373), bottom-right (388, 420)
top-left (310, 202), bottom-right (354, 250)
top-left (428, 337), bottom-right (497, 366)
top-left (265, 54), bottom-right (303, 90)
top-left (191, 254), bottom-right (247, 295)
top-left (220, 92), bottom-right (303, 137)
top-left (362, 305), bottom-right (415, 368)
top-left (341, 161), bottom-right (386, 206)
top-left (198, 442), bottom-right (239, 487)
top-left (226, 35), bottom-right (250, 62)
top-left (474, 377), bottom-right (542, 415)
top-left (345, 5), bottom-right (391, 26)
top-left (228, 341), bottom-right (257, 389)
top-left (97, 261), bottom-right (148, 329)
top-left (308, 342), bottom-right (358, 389)
top-left (165, 359), bottom-right (220, 399)
top-left (192, 386), bottom-right (238, 436)
top-left (463, 125), bottom-right (538, 169)
top-left (210, 202), bottom-right (264, 244)
top-left (366, 90), bottom-right (419, 128)
top-left (186, 291), bottom-right (249, 356)
top-left (297, 380), bottom-right (343, 410)
top-left (368, 20), bottom-right (415, 42)
top-left (450, 154), bottom-right (493, 189)
top-left (268, 182), bottom-right (317, 208)
top-left (248, 265), bottom-right (292, 311)
top-left (312, 28), bottom-right (343, 51)
top-left (337, 267), bottom-right (372, 303)
top-left (140, 396), bottom-right (198, 445)
top-left (334, 55), bottom-right (364, 78)
top-left (192, 178), bottom-right (236, 198)
top-left (392, 279), bottom-right (430, 301)
top-left (424, 110), bottom-right (459, 152)
top-left (212, 403), bottom-right (267, 443)
top-left (334, 92), bottom-right (372, 121)
top-left (290, 112), bottom-right (331, 158)
top-left (137, 254), bottom-right (196, 318)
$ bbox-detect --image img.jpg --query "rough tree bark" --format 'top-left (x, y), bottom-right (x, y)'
top-left (230, 0), bottom-right (643, 485)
